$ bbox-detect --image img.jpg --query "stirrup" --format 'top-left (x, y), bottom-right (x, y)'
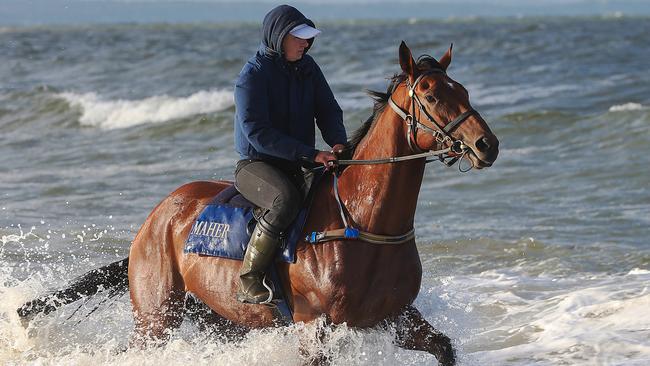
top-left (238, 274), bottom-right (275, 305)
top-left (259, 275), bottom-right (274, 305)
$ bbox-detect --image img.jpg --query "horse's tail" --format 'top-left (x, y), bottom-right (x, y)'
top-left (17, 257), bottom-right (129, 322)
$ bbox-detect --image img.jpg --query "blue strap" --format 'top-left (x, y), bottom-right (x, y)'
top-left (305, 174), bottom-right (414, 245)
top-left (306, 175), bottom-right (361, 243)
top-left (344, 227), bottom-right (360, 239)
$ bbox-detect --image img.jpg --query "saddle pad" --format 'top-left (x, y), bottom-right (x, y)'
top-left (183, 178), bottom-right (317, 263)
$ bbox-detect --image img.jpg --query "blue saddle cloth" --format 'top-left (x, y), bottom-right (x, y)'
top-left (184, 175), bottom-right (319, 263)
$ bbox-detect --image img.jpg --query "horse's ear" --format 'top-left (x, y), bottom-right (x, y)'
top-left (439, 43), bottom-right (453, 71)
top-left (399, 41), bottom-right (419, 83)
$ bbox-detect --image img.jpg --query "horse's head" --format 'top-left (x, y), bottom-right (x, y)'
top-left (396, 41), bottom-right (499, 169)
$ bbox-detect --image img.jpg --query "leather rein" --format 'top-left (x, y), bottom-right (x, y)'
top-left (307, 67), bottom-right (478, 245)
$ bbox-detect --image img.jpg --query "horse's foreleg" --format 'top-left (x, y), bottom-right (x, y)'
top-left (299, 316), bottom-right (333, 366)
top-left (184, 294), bottom-right (249, 341)
top-left (393, 305), bottom-right (455, 366)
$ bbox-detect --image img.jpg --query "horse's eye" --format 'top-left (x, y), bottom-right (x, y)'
top-left (425, 95), bottom-right (435, 103)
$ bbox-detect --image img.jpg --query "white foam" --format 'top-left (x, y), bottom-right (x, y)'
top-left (60, 90), bottom-right (234, 129)
top-left (0, 226), bottom-right (406, 366)
top-left (609, 102), bottom-right (645, 112)
top-left (4, 228), bottom-right (649, 365)
top-left (628, 268), bottom-right (650, 275)
top-left (0, 283), bottom-right (404, 366)
top-left (430, 269), bottom-right (650, 365)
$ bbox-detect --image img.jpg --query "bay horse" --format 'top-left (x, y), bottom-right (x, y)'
top-left (18, 42), bottom-right (498, 365)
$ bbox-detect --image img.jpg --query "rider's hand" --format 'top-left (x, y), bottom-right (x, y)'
top-left (331, 144), bottom-right (346, 154)
top-left (314, 150), bottom-right (338, 170)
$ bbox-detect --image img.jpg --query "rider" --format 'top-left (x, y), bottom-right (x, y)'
top-left (234, 5), bottom-right (347, 304)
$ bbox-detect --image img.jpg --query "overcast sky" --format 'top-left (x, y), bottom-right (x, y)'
top-left (2, 0), bottom-right (648, 26)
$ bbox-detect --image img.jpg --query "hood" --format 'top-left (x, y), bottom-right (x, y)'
top-left (261, 5), bottom-right (316, 57)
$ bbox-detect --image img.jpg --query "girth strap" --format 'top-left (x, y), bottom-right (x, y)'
top-left (306, 175), bottom-right (415, 245)
top-left (307, 227), bottom-right (415, 245)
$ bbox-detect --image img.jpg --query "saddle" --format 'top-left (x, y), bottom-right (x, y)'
top-left (184, 179), bottom-right (317, 263)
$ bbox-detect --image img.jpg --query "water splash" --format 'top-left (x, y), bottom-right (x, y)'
top-left (1, 225), bottom-right (43, 245)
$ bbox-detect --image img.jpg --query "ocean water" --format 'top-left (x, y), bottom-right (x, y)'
top-left (1, 16), bottom-right (649, 365)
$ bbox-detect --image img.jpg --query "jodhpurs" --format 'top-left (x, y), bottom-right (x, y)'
top-left (234, 160), bottom-right (310, 235)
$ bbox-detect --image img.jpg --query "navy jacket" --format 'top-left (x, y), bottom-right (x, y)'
top-left (234, 5), bottom-right (347, 166)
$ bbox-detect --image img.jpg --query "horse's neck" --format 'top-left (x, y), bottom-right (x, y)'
top-left (338, 92), bottom-right (425, 235)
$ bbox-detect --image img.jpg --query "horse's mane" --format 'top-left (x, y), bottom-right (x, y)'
top-left (341, 56), bottom-right (443, 159)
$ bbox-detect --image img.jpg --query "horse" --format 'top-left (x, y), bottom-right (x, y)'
top-left (18, 42), bottom-right (498, 365)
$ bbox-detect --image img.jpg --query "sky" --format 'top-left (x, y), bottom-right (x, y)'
top-left (1, 0), bottom-right (649, 26)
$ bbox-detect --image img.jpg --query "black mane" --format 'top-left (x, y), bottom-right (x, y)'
top-left (341, 56), bottom-right (443, 159)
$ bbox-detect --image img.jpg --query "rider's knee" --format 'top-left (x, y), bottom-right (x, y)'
top-left (275, 184), bottom-right (301, 213)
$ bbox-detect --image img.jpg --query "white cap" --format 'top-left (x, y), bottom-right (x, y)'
top-left (289, 24), bottom-right (321, 39)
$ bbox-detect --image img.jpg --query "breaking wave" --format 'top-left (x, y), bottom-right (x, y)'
top-left (608, 102), bottom-right (645, 112)
top-left (59, 90), bottom-right (234, 129)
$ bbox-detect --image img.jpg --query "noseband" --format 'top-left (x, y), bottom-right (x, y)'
top-left (387, 68), bottom-right (477, 167)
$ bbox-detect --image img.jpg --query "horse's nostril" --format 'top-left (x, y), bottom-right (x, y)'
top-left (474, 136), bottom-right (491, 152)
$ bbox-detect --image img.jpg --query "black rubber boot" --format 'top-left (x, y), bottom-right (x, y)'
top-left (237, 223), bottom-right (280, 304)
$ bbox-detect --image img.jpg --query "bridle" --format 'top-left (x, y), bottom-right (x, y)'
top-left (387, 67), bottom-right (477, 168)
top-left (334, 66), bottom-right (479, 170)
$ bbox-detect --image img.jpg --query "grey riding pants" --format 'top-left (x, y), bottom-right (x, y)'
top-left (234, 160), bottom-right (310, 235)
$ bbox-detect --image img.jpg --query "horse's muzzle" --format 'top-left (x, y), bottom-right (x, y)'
top-left (468, 135), bottom-right (499, 169)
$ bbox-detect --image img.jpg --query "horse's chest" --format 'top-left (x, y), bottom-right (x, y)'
top-left (294, 246), bottom-right (422, 326)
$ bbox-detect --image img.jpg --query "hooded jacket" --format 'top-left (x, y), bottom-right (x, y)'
top-left (234, 5), bottom-right (347, 167)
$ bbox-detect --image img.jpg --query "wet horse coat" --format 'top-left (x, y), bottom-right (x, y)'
top-left (127, 42), bottom-right (498, 365)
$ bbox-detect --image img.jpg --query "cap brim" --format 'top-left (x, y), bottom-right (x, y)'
top-left (290, 25), bottom-right (321, 39)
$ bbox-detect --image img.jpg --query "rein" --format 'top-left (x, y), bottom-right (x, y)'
top-left (336, 146), bottom-right (450, 165)
top-left (307, 67), bottom-right (477, 245)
